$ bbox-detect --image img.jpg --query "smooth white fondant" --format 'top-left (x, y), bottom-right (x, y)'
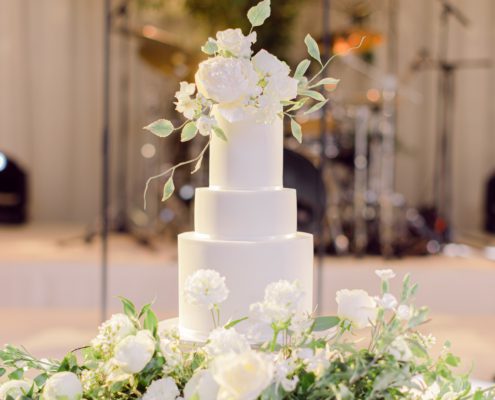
top-left (209, 106), bottom-right (283, 189)
top-left (178, 232), bottom-right (313, 341)
top-left (194, 187), bottom-right (297, 239)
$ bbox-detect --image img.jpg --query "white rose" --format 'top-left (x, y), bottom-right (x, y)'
top-left (0, 380), bottom-right (31, 400)
top-left (388, 336), bottom-right (413, 362)
top-left (91, 313), bottom-right (136, 357)
top-left (266, 75), bottom-right (298, 102)
top-left (211, 351), bottom-right (273, 400)
top-left (195, 56), bottom-right (260, 105)
top-left (184, 369), bottom-right (219, 400)
top-left (379, 293), bottom-right (398, 310)
top-left (113, 330), bottom-right (155, 374)
top-left (184, 269), bottom-right (229, 310)
top-left (397, 304), bottom-right (411, 321)
top-left (43, 372), bottom-right (83, 400)
top-left (336, 289), bottom-right (377, 329)
top-left (205, 327), bottom-right (250, 357)
top-left (159, 337), bottom-right (183, 370)
top-left (375, 269), bottom-right (396, 280)
top-left (142, 377), bottom-right (180, 400)
top-left (216, 28), bottom-right (256, 58)
top-left (252, 49), bottom-right (290, 77)
top-left (196, 115), bottom-right (217, 136)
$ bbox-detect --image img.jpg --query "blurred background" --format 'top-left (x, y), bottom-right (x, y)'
top-left (1, 0), bottom-right (494, 383)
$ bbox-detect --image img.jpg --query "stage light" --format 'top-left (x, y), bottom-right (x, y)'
top-left (366, 88), bottom-right (380, 103)
top-left (0, 152), bottom-right (7, 172)
top-left (141, 143), bottom-right (156, 159)
top-left (179, 184), bottom-right (195, 201)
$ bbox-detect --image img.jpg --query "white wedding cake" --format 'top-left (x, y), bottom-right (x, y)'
top-left (178, 108), bottom-right (314, 341)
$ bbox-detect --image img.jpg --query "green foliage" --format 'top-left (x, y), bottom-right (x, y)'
top-left (162, 175), bottom-right (175, 202)
top-left (143, 119), bottom-right (174, 138)
top-left (212, 126), bottom-right (227, 141)
top-left (247, 0), bottom-right (271, 27)
top-left (312, 316), bottom-right (340, 332)
top-left (304, 34), bottom-right (322, 66)
top-left (181, 121), bottom-right (198, 142)
top-left (290, 118), bottom-right (302, 143)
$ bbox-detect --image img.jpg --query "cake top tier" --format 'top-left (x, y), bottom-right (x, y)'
top-left (209, 107), bottom-right (284, 190)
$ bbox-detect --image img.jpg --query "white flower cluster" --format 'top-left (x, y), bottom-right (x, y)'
top-left (184, 269), bottom-right (229, 310)
top-left (90, 313), bottom-right (136, 357)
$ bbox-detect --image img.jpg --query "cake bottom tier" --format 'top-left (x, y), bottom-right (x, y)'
top-left (178, 232), bottom-right (314, 342)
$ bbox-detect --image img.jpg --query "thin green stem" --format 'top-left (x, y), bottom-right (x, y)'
top-left (308, 36), bottom-right (367, 85)
top-left (210, 308), bottom-right (218, 329)
top-left (269, 327), bottom-right (279, 352)
top-left (143, 139), bottom-right (210, 209)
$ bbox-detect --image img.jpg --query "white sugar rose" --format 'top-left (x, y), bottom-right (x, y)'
top-left (375, 269), bottom-right (396, 281)
top-left (252, 49), bottom-right (290, 77)
top-left (216, 28), bottom-right (256, 58)
top-left (212, 351), bottom-right (273, 400)
top-left (91, 313), bottom-right (136, 357)
top-left (0, 380), bottom-right (31, 399)
top-left (184, 369), bottom-right (219, 400)
top-left (43, 372), bottom-right (83, 400)
top-left (113, 330), bottom-right (155, 374)
top-left (196, 115), bottom-right (217, 136)
top-left (184, 269), bottom-right (229, 310)
top-left (336, 289), bottom-right (377, 329)
top-left (195, 56), bottom-right (260, 105)
top-left (205, 327), bottom-right (250, 357)
top-left (142, 377), bottom-right (179, 400)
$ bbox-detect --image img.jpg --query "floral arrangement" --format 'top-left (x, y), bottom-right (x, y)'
top-left (1, 270), bottom-right (493, 400)
top-left (142, 0), bottom-right (360, 204)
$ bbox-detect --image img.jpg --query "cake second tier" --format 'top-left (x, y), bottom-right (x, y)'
top-left (178, 232), bottom-right (314, 342)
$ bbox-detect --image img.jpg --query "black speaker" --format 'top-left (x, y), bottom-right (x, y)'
top-left (485, 172), bottom-right (495, 233)
top-left (0, 152), bottom-right (28, 224)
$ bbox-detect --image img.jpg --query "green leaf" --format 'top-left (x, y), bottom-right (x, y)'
top-left (8, 368), bottom-right (24, 380)
top-left (181, 121), bottom-right (198, 142)
top-left (201, 38), bottom-right (218, 55)
top-left (312, 316), bottom-right (340, 331)
top-left (143, 309), bottom-right (159, 336)
top-left (286, 98), bottom-right (307, 112)
top-left (290, 119), bottom-right (302, 144)
top-left (224, 317), bottom-right (248, 329)
top-left (294, 59), bottom-right (311, 80)
top-left (191, 155), bottom-right (203, 174)
top-left (304, 34), bottom-right (322, 65)
top-left (119, 297), bottom-right (137, 318)
top-left (0, 367), bottom-right (5, 377)
top-left (310, 77), bottom-right (340, 88)
top-left (162, 176), bottom-right (175, 202)
top-left (143, 119), bottom-right (174, 138)
top-left (34, 372), bottom-right (48, 388)
top-left (298, 89), bottom-right (325, 101)
top-left (303, 99), bottom-right (328, 115)
top-left (212, 126), bottom-right (227, 141)
top-left (445, 353), bottom-right (460, 367)
top-left (247, 0), bottom-right (271, 27)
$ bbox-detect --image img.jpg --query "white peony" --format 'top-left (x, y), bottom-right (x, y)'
top-left (252, 49), bottom-right (290, 77)
top-left (375, 269), bottom-right (396, 281)
top-left (184, 369), bottom-right (219, 400)
top-left (216, 28), bottom-right (256, 58)
top-left (174, 81), bottom-right (200, 120)
top-left (336, 289), bottom-right (377, 329)
top-left (196, 115), bottom-right (217, 136)
top-left (397, 304), bottom-right (411, 321)
top-left (195, 56), bottom-right (260, 105)
top-left (142, 377), bottom-right (180, 400)
top-left (113, 330), bottom-right (155, 374)
top-left (379, 293), bottom-right (398, 310)
top-left (43, 372), bottom-right (83, 400)
top-left (184, 269), bottom-right (229, 310)
top-left (91, 313), bottom-right (136, 357)
top-left (264, 280), bottom-right (304, 311)
top-left (0, 380), bottom-right (31, 400)
top-left (211, 351), bottom-right (273, 400)
top-left (205, 327), bottom-right (250, 357)
top-left (388, 336), bottom-right (413, 362)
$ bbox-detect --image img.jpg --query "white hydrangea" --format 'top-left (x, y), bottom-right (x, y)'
top-left (174, 81), bottom-right (201, 120)
top-left (184, 269), bottom-right (229, 310)
top-left (375, 269), bottom-right (396, 281)
top-left (336, 289), bottom-right (377, 329)
top-left (43, 372), bottom-right (83, 400)
top-left (142, 377), bottom-right (180, 400)
top-left (216, 28), bottom-right (256, 58)
top-left (113, 330), bottom-right (156, 374)
top-left (0, 380), bottom-right (31, 399)
top-left (91, 313), bottom-right (136, 358)
top-left (204, 327), bottom-right (250, 357)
